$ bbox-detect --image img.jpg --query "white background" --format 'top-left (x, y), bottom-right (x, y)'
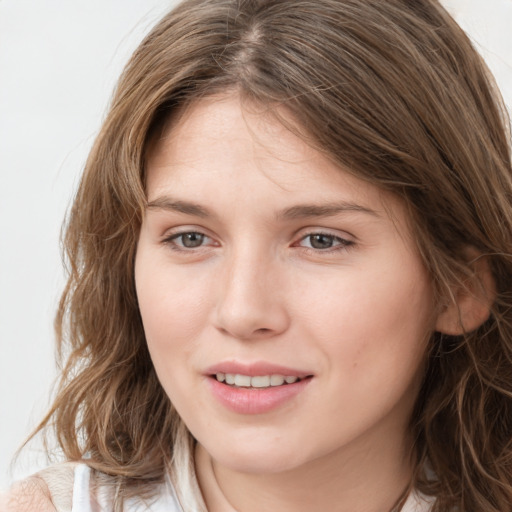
top-left (1, 0), bottom-right (511, 490)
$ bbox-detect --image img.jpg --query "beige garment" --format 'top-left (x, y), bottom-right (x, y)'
top-left (29, 463), bottom-right (184, 512)
top-left (35, 463), bottom-right (76, 512)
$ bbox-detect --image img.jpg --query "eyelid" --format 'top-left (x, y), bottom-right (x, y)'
top-left (160, 224), bottom-right (213, 239)
top-left (160, 226), bottom-right (219, 250)
top-left (292, 228), bottom-right (356, 253)
top-left (293, 226), bottom-right (355, 242)
top-left (159, 225), bottom-right (355, 253)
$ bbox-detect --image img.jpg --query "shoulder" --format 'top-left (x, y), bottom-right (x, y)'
top-left (2, 462), bottom-right (78, 512)
top-left (2, 463), bottom-right (184, 512)
top-left (2, 475), bottom-right (57, 512)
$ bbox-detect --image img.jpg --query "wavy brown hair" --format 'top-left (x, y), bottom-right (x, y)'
top-left (32, 0), bottom-right (512, 510)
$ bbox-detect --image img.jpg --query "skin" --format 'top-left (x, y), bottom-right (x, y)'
top-left (135, 93), bottom-right (439, 512)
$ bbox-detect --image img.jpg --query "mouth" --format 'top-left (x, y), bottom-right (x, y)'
top-left (207, 373), bottom-right (313, 414)
top-left (212, 373), bottom-right (310, 389)
top-left (204, 362), bottom-right (314, 413)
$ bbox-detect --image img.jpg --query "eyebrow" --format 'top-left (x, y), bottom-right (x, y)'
top-left (277, 202), bottom-right (380, 220)
top-left (146, 196), bottom-right (380, 220)
top-left (146, 197), bottom-right (212, 218)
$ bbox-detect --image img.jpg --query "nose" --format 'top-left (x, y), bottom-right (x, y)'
top-left (213, 250), bottom-right (290, 340)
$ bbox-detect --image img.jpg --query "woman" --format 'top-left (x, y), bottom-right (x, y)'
top-left (6, 0), bottom-right (512, 510)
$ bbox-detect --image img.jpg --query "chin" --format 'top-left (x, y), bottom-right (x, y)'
top-left (201, 433), bottom-right (314, 475)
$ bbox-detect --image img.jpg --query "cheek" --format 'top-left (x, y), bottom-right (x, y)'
top-left (135, 251), bottom-right (212, 367)
top-left (293, 258), bottom-right (433, 379)
top-left (135, 258), bottom-right (212, 417)
top-left (291, 273), bottom-right (431, 445)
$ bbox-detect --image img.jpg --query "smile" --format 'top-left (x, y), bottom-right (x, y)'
top-left (215, 373), bottom-right (301, 388)
top-left (208, 372), bottom-right (313, 414)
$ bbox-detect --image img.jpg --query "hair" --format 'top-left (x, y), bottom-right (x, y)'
top-left (30, 0), bottom-right (512, 510)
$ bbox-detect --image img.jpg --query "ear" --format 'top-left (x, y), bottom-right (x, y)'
top-left (435, 250), bottom-right (496, 335)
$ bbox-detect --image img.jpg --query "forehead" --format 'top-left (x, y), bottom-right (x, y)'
top-left (146, 94), bottom-right (321, 178)
top-left (145, 93), bottom-right (405, 228)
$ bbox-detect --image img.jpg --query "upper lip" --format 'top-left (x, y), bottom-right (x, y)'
top-left (204, 361), bottom-right (313, 378)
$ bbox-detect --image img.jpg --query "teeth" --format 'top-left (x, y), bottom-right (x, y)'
top-left (215, 373), bottom-right (301, 388)
top-left (270, 375), bottom-right (285, 386)
top-left (234, 374), bottom-right (251, 387)
top-left (252, 376), bottom-right (270, 388)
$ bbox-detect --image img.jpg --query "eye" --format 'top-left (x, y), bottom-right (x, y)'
top-left (298, 233), bottom-right (353, 251)
top-left (165, 231), bottom-right (212, 249)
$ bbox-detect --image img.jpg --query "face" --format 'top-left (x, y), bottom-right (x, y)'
top-left (135, 94), bottom-right (436, 475)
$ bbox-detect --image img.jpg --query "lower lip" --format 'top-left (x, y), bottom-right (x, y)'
top-left (207, 377), bottom-right (312, 414)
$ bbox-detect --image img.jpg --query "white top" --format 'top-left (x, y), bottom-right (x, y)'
top-left (402, 489), bottom-right (436, 512)
top-left (72, 464), bottom-right (183, 512)
top-left (39, 463), bottom-right (435, 512)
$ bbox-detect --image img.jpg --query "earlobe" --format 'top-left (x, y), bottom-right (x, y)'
top-left (435, 252), bottom-right (496, 336)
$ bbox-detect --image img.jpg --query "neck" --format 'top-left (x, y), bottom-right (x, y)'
top-left (195, 429), bottom-right (414, 512)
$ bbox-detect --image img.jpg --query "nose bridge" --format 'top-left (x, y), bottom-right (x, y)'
top-left (214, 241), bottom-right (289, 339)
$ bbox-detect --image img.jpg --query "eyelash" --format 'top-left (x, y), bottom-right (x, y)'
top-left (295, 232), bottom-right (354, 253)
top-left (162, 231), bottom-right (215, 251)
top-left (161, 230), bottom-right (354, 254)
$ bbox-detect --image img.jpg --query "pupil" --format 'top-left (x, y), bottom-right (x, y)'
top-left (310, 234), bottom-right (333, 249)
top-left (182, 233), bottom-right (204, 248)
